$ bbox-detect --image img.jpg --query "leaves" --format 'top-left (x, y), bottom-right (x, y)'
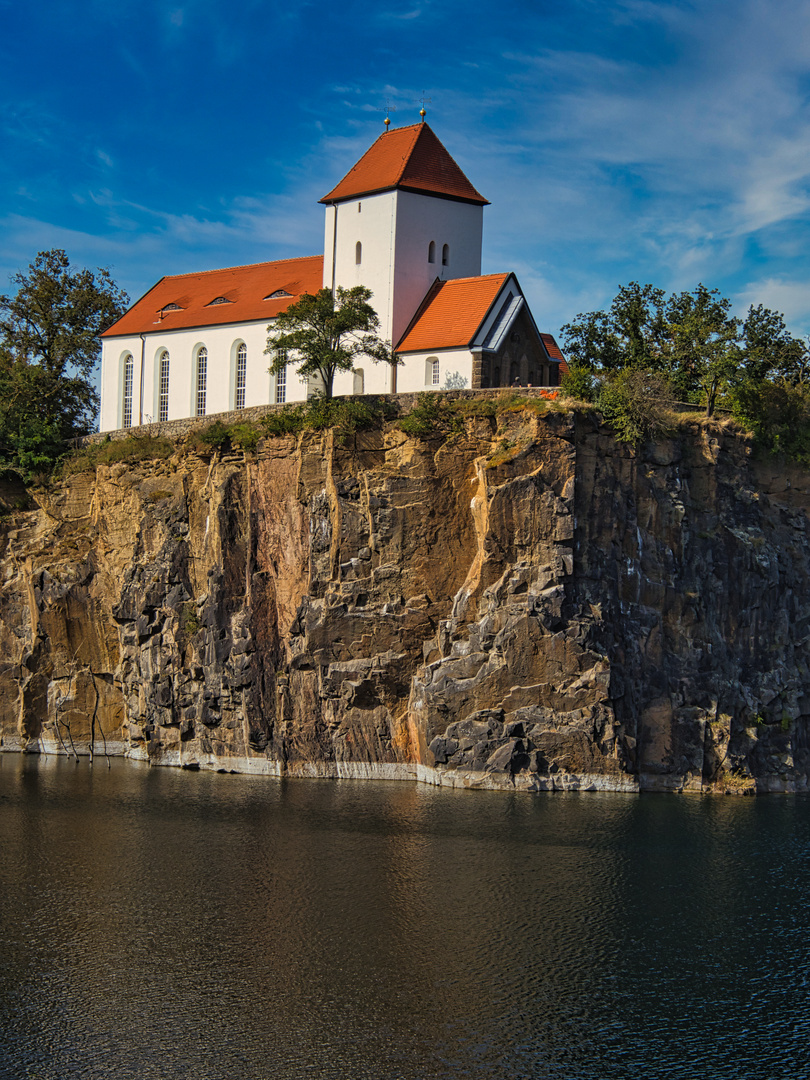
top-left (560, 280), bottom-right (807, 416)
top-left (265, 286), bottom-right (397, 398)
top-left (0, 249), bottom-right (129, 479)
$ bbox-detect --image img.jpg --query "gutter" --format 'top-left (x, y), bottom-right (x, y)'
top-left (138, 334), bottom-right (146, 425)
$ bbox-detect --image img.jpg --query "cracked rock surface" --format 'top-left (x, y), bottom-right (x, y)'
top-left (1, 408), bottom-right (809, 793)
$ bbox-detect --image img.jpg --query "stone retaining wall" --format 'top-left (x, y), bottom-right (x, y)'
top-left (79, 387), bottom-right (563, 445)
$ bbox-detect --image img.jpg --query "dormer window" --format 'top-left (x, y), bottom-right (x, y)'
top-left (265, 289), bottom-right (292, 300)
top-left (159, 302), bottom-right (183, 318)
top-left (207, 296), bottom-right (232, 306)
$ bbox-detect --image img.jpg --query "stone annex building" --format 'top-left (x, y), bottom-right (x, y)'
top-left (99, 120), bottom-right (566, 431)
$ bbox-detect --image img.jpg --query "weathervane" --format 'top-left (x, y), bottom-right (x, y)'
top-left (418, 92), bottom-right (432, 122)
top-left (383, 98), bottom-right (396, 131)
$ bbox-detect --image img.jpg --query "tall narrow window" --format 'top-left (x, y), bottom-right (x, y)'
top-left (428, 240), bottom-right (436, 263)
top-left (159, 351), bottom-right (170, 422)
top-left (432, 358), bottom-right (440, 385)
top-left (426, 356), bottom-right (440, 386)
top-left (196, 346), bottom-right (208, 416)
top-left (355, 241), bottom-right (362, 265)
top-left (235, 343), bottom-right (247, 409)
top-left (442, 244), bottom-right (449, 266)
top-left (122, 354), bottom-right (134, 428)
top-left (275, 358), bottom-right (287, 404)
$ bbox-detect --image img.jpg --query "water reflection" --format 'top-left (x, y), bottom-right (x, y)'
top-left (1, 756), bottom-right (809, 1079)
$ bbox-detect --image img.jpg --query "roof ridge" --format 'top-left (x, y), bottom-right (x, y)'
top-left (161, 254), bottom-right (322, 280)
top-left (443, 272), bottom-right (510, 285)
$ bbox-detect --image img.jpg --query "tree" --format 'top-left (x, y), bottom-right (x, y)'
top-left (662, 284), bottom-right (740, 415)
top-left (738, 303), bottom-right (808, 386)
top-left (560, 282), bottom-right (668, 373)
top-left (265, 286), bottom-right (397, 399)
top-left (0, 249), bottom-right (129, 479)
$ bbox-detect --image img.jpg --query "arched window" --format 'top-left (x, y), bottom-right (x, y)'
top-left (426, 356), bottom-right (440, 386)
top-left (428, 240), bottom-right (436, 264)
top-left (196, 346), bottom-right (208, 416)
top-left (355, 241), bottom-right (362, 265)
top-left (275, 355), bottom-right (287, 404)
top-left (235, 343), bottom-right (247, 409)
top-left (122, 354), bottom-right (134, 428)
top-left (442, 244), bottom-right (449, 266)
top-left (353, 368), bottom-right (365, 396)
top-left (158, 351), bottom-right (170, 422)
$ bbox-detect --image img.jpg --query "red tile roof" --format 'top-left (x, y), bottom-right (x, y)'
top-left (396, 274), bottom-right (509, 352)
top-left (540, 332), bottom-right (568, 375)
top-left (101, 255), bottom-right (324, 337)
top-left (320, 123), bottom-right (489, 206)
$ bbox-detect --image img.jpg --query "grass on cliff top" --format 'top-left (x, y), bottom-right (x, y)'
top-left (61, 433), bottom-right (174, 476)
top-left (398, 390), bottom-right (569, 439)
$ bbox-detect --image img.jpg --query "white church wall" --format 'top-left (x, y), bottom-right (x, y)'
top-left (391, 192), bottom-right (483, 348)
top-left (396, 349), bottom-right (474, 393)
top-left (325, 191), bottom-right (396, 344)
top-left (100, 319), bottom-right (308, 432)
top-left (325, 189), bottom-right (484, 352)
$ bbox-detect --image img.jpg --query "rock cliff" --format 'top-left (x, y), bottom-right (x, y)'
top-left (1, 403), bottom-right (809, 793)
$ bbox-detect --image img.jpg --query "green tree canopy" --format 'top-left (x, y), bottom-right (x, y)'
top-left (560, 280), bottom-right (806, 416)
top-left (265, 286), bottom-right (397, 399)
top-left (560, 282), bottom-right (668, 373)
top-left (0, 249), bottom-right (129, 479)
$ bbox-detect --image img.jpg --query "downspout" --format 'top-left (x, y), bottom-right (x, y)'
top-left (138, 333), bottom-right (146, 426)
top-left (331, 203), bottom-right (338, 297)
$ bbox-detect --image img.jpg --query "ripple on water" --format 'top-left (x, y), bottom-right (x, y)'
top-left (0, 758), bottom-right (809, 1079)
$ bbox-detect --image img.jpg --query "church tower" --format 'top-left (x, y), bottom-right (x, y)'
top-left (320, 122), bottom-right (489, 355)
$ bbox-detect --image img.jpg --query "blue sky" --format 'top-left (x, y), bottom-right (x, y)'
top-left (4, 0), bottom-right (810, 340)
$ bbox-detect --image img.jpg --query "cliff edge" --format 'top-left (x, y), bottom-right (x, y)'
top-left (1, 404), bottom-right (808, 793)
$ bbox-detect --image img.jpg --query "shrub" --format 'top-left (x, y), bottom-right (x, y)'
top-left (262, 406), bottom-right (306, 437)
top-left (228, 422), bottom-right (260, 452)
top-left (598, 369), bottom-right (675, 445)
top-left (731, 380), bottom-right (810, 465)
top-left (560, 365), bottom-right (598, 402)
top-left (196, 420), bottom-right (231, 450)
top-left (61, 434), bottom-right (174, 476)
top-left (398, 393), bottom-right (446, 438)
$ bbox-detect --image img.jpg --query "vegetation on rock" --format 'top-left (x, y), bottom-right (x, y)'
top-left (560, 279), bottom-right (810, 455)
top-left (0, 249), bottom-right (128, 480)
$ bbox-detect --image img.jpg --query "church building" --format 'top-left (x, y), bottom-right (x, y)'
top-left (99, 120), bottom-right (564, 431)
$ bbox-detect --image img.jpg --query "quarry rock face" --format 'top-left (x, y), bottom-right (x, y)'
top-left (1, 406), bottom-right (809, 794)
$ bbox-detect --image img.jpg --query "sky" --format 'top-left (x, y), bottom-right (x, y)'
top-left (4, 0), bottom-right (810, 342)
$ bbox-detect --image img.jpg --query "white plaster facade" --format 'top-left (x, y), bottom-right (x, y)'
top-left (322, 189), bottom-right (483, 348)
top-left (100, 321), bottom-right (308, 431)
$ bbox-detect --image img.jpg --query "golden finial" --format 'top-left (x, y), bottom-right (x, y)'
top-left (383, 98), bottom-right (396, 132)
top-left (418, 93), bottom-right (432, 122)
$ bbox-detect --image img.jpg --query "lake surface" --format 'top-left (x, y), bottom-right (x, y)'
top-left (0, 756), bottom-right (808, 1080)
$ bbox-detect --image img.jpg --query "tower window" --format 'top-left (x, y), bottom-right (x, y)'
top-left (355, 241), bottom-right (362, 265)
top-left (196, 346), bottom-right (207, 417)
top-left (122, 354), bottom-right (133, 428)
top-left (235, 343), bottom-right (247, 409)
top-left (428, 240), bottom-right (436, 264)
top-left (159, 351), bottom-right (170, 422)
top-left (442, 244), bottom-right (449, 266)
top-left (358, 202), bottom-right (362, 213)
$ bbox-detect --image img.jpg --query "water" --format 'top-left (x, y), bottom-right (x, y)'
top-left (1, 756), bottom-right (808, 1080)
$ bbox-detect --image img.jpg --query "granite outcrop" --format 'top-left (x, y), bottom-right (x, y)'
top-left (1, 403), bottom-right (808, 793)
